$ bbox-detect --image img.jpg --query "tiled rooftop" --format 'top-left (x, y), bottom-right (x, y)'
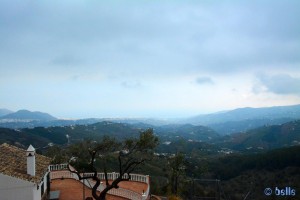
top-left (0, 143), bottom-right (51, 183)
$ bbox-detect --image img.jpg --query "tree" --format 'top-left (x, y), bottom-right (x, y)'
top-left (68, 128), bottom-right (158, 200)
top-left (45, 145), bottom-right (68, 164)
top-left (169, 152), bottom-right (187, 196)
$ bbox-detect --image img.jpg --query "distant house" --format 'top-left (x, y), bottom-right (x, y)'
top-left (0, 143), bottom-right (51, 200)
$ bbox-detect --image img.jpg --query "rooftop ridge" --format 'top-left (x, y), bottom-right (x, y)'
top-left (0, 143), bottom-right (52, 183)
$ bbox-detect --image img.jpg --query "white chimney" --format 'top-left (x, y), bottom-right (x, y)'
top-left (26, 145), bottom-right (36, 176)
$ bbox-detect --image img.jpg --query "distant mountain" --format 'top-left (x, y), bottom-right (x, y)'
top-left (218, 120), bottom-right (300, 151)
top-left (187, 104), bottom-right (300, 125)
top-left (2, 104), bottom-right (300, 136)
top-left (0, 109), bottom-right (13, 117)
top-left (0, 109), bottom-right (57, 121)
top-left (208, 118), bottom-right (294, 135)
top-left (184, 104), bottom-right (300, 135)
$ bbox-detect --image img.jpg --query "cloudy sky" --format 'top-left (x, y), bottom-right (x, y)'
top-left (1, 0), bottom-right (300, 119)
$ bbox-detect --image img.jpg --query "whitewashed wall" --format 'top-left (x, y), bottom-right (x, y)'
top-left (40, 172), bottom-right (49, 199)
top-left (32, 184), bottom-right (40, 200)
top-left (0, 173), bottom-right (34, 200)
top-left (33, 172), bottom-right (49, 200)
top-left (0, 173), bottom-right (49, 200)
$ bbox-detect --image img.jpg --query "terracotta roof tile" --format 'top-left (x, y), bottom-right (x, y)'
top-left (0, 143), bottom-right (52, 183)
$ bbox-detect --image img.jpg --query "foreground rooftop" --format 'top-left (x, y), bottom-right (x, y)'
top-left (0, 143), bottom-right (51, 183)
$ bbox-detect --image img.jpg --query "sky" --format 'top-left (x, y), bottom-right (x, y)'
top-left (1, 0), bottom-right (300, 119)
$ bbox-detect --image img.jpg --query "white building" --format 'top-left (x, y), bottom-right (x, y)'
top-left (0, 143), bottom-right (51, 200)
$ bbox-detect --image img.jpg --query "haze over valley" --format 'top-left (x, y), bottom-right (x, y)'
top-left (1, 104), bottom-right (300, 152)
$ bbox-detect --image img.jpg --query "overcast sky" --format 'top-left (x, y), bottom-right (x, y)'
top-left (1, 0), bottom-right (300, 119)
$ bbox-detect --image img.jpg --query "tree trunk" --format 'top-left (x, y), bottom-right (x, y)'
top-left (175, 175), bottom-right (178, 195)
top-left (97, 192), bottom-right (106, 200)
top-left (171, 173), bottom-right (175, 194)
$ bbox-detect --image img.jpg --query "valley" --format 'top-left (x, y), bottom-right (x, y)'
top-left (0, 105), bottom-right (299, 200)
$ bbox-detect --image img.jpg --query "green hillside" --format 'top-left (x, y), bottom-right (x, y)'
top-left (0, 128), bottom-right (50, 148)
top-left (218, 120), bottom-right (300, 151)
top-left (202, 146), bottom-right (300, 200)
top-left (156, 124), bottom-right (219, 142)
top-left (0, 121), bottom-right (143, 148)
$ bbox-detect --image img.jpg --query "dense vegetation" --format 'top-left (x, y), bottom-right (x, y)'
top-left (208, 146), bottom-right (300, 180)
top-left (0, 119), bottom-right (299, 199)
top-left (217, 120), bottom-right (300, 151)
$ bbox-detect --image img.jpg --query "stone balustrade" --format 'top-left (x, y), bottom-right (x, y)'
top-left (49, 164), bottom-right (150, 200)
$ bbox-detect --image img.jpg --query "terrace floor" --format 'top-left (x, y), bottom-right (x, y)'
top-left (50, 178), bottom-right (148, 200)
top-left (50, 179), bottom-right (126, 200)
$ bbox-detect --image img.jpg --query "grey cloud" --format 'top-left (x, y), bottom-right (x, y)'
top-left (256, 73), bottom-right (300, 95)
top-left (195, 77), bottom-right (214, 85)
top-left (0, 0), bottom-right (300, 77)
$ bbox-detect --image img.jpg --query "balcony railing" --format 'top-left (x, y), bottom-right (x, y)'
top-left (49, 164), bottom-right (150, 200)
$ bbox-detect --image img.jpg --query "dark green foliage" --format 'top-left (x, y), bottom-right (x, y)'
top-left (23, 127), bottom-right (68, 144)
top-left (45, 145), bottom-right (68, 164)
top-left (218, 120), bottom-right (300, 151)
top-left (0, 128), bottom-right (49, 148)
top-left (169, 152), bottom-right (188, 195)
top-left (156, 124), bottom-right (219, 142)
top-left (0, 121), bottom-right (143, 148)
top-left (221, 167), bottom-right (300, 200)
top-left (209, 146), bottom-right (300, 180)
top-left (65, 129), bottom-right (159, 173)
top-left (156, 138), bottom-right (219, 155)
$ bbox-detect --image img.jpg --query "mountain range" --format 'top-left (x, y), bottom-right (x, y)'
top-left (184, 104), bottom-right (300, 134)
top-left (0, 109), bottom-right (57, 121)
top-left (1, 104), bottom-right (300, 136)
top-left (0, 109), bottom-right (13, 117)
top-left (186, 104), bottom-right (300, 125)
top-left (1, 118), bottom-right (299, 153)
top-left (1, 107), bottom-right (298, 200)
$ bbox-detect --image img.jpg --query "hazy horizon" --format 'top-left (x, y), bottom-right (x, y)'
top-left (1, 1), bottom-right (300, 118)
top-left (2, 103), bottom-right (300, 120)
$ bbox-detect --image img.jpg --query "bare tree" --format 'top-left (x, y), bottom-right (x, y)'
top-left (68, 129), bottom-right (158, 200)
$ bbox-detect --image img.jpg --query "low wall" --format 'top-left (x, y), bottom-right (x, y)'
top-left (49, 164), bottom-right (150, 200)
